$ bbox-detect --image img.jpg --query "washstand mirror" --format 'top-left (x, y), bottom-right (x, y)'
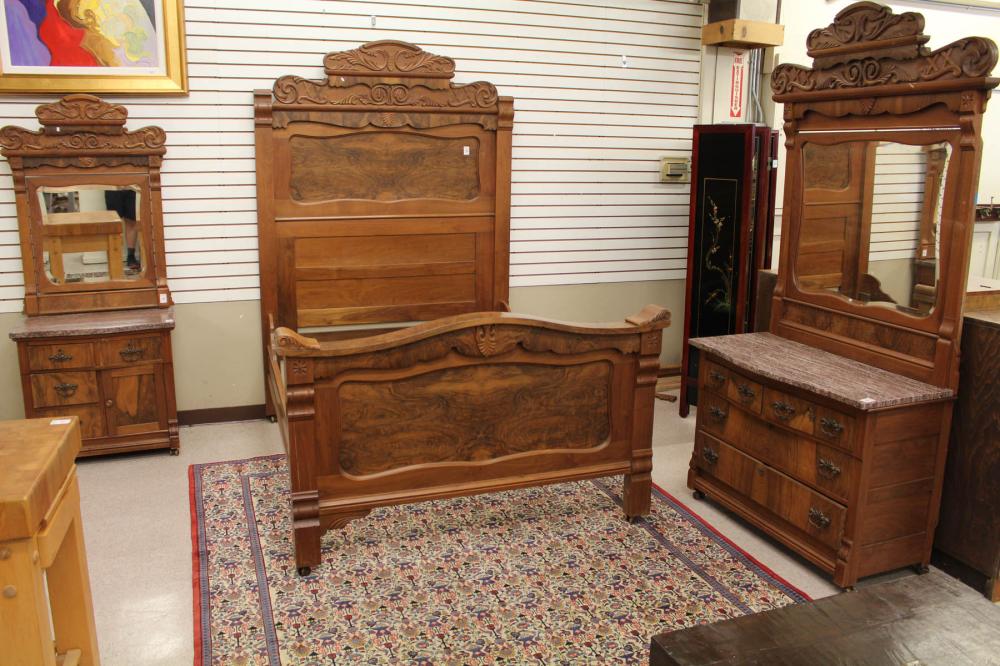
top-left (0, 95), bottom-right (171, 315)
top-left (34, 184), bottom-right (148, 286)
top-left (797, 137), bottom-right (952, 317)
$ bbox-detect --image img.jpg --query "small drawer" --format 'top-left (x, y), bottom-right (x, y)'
top-left (34, 404), bottom-right (106, 440)
top-left (814, 405), bottom-right (855, 453)
top-left (97, 334), bottom-right (163, 366)
top-left (701, 359), bottom-right (731, 397)
top-left (725, 374), bottom-right (763, 414)
top-left (30, 371), bottom-right (99, 407)
top-left (762, 388), bottom-right (816, 435)
top-left (26, 342), bottom-right (94, 371)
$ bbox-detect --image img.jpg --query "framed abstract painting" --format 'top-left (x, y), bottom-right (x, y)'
top-left (0, 0), bottom-right (186, 94)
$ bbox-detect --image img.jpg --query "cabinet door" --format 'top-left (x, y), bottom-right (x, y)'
top-left (101, 364), bottom-right (166, 437)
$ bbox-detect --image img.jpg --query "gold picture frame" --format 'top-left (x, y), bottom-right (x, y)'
top-left (0, 0), bottom-right (187, 95)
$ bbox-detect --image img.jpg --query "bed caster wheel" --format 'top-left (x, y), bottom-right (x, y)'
top-left (693, 489), bottom-right (706, 500)
top-left (169, 448), bottom-right (180, 456)
top-left (297, 566), bottom-right (311, 577)
top-left (914, 564), bottom-right (930, 575)
top-left (268, 415), bottom-right (278, 424)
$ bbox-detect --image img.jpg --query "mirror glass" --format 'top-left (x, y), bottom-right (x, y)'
top-left (795, 139), bottom-right (952, 317)
top-left (969, 203), bottom-right (1000, 293)
top-left (36, 185), bottom-right (145, 285)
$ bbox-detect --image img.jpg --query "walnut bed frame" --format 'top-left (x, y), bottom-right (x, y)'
top-left (255, 41), bottom-right (670, 574)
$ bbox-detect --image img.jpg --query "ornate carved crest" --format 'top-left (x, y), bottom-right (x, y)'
top-left (771, 2), bottom-right (998, 97)
top-left (36, 94), bottom-right (128, 127)
top-left (476, 325), bottom-right (499, 356)
top-left (0, 94), bottom-right (166, 156)
top-left (324, 41), bottom-right (455, 79)
top-left (270, 40), bottom-right (500, 111)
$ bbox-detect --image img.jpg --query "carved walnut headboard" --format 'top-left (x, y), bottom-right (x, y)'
top-left (254, 40), bottom-right (514, 344)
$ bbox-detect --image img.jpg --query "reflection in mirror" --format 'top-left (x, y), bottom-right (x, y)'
top-left (969, 202), bottom-right (1000, 293)
top-left (796, 140), bottom-right (951, 317)
top-left (36, 185), bottom-right (144, 285)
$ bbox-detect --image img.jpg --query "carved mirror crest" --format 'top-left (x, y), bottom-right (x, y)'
top-left (0, 95), bottom-right (172, 315)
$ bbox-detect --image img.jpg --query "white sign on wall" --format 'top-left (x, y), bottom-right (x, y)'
top-left (712, 47), bottom-right (750, 123)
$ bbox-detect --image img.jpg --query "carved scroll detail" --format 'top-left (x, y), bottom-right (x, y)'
top-left (273, 77), bottom-right (498, 109)
top-left (324, 41), bottom-right (455, 77)
top-left (0, 127), bottom-right (166, 152)
top-left (772, 37), bottom-right (998, 95)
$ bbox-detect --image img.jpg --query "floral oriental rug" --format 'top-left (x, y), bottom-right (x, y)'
top-left (190, 455), bottom-right (808, 665)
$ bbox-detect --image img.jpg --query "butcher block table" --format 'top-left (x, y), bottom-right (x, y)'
top-left (0, 418), bottom-right (100, 666)
top-left (649, 570), bottom-right (1000, 665)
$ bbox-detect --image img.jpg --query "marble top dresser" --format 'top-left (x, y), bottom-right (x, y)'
top-left (687, 333), bottom-right (954, 588)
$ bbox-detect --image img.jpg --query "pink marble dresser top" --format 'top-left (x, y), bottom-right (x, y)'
top-left (9, 307), bottom-right (175, 340)
top-left (690, 332), bottom-right (952, 410)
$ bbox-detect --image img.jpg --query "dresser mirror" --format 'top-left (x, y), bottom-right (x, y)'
top-left (33, 184), bottom-right (148, 286)
top-left (0, 95), bottom-right (170, 315)
top-left (796, 136), bottom-right (953, 317)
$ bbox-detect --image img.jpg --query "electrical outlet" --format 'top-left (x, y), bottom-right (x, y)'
top-left (660, 157), bottom-right (691, 183)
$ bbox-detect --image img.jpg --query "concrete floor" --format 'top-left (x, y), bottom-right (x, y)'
top-left (76, 398), bottom-right (844, 665)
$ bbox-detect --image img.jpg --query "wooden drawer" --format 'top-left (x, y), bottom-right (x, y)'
top-left (701, 358), bottom-right (764, 414)
top-left (762, 387), bottom-right (816, 434)
top-left (695, 432), bottom-right (847, 551)
top-left (697, 395), bottom-right (856, 503)
top-left (34, 404), bottom-right (106, 439)
top-left (26, 342), bottom-right (94, 371)
top-left (97, 334), bottom-right (163, 366)
top-left (30, 371), bottom-right (99, 407)
top-left (814, 405), bottom-right (854, 451)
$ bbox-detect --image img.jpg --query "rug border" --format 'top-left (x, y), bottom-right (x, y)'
top-left (189, 463), bottom-right (203, 666)
top-left (651, 482), bottom-right (813, 602)
top-left (188, 456), bottom-right (813, 665)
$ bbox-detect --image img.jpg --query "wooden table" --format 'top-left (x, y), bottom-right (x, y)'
top-left (0, 418), bottom-right (100, 665)
top-left (650, 571), bottom-right (1000, 665)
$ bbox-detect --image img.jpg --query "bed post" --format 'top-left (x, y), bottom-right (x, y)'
top-left (275, 330), bottom-right (322, 575)
top-left (623, 306), bottom-right (670, 520)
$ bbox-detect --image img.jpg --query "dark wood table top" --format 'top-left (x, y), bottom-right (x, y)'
top-left (650, 571), bottom-right (1000, 665)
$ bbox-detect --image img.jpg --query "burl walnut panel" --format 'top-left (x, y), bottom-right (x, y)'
top-left (337, 362), bottom-right (611, 475)
top-left (289, 133), bottom-right (480, 202)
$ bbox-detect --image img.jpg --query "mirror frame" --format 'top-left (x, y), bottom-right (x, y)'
top-left (0, 94), bottom-right (172, 315)
top-left (769, 1), bottom-right (997, 390)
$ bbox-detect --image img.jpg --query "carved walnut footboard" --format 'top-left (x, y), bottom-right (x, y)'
top-left (269, 305), bottom-right (670, 574)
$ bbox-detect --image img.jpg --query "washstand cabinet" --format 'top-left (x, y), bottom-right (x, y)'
top-left (686, 2), bottom-right (996, 588)
top-left (10, 310), bottom-right (178, 456)
top-left (1, 96), bottom-right (179, 457)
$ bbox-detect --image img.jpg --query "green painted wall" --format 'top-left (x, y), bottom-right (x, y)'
top-left (0, 279), bottom-right (685, 420)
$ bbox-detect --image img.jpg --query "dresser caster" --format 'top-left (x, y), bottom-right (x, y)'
top-left (268, 415), bottom-right (278, 424)
top-left (914, 564), bottom-right (930, 575)
top-left (169, 448), bottom-right (180, 456)
top-left (297, 566), bottom-right (311, 577)
top-left (693, 489), bottom-right (706, 500)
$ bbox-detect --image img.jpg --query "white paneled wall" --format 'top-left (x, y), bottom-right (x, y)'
top-left (0, 0), bottom-right (704, 312)
top-left (870, 143), bottom-right (927, 262)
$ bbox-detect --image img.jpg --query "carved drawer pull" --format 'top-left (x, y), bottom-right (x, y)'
top-left (54, 382), bottom-right (78, 398)
top-left (708, 370), bottom-right (726, 386)
top-left (702, 447), bottom-right (719, 465)
top-left (808, 507), bottom-right (832, 530)
top-left (48, 349), bottom-right (73, 363)
top-left (817, 457), bottom-right (842, 479)
top-left (771, 400), bottom-right (796, 421)
top-left (119, 342), bottom-right (145, 362)
top-left (736, 383), bottom-right (756, 401)
top-left (707, 406), bottom-right (729, 423)
top-left (819, 416), bottom-right (844, 437)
